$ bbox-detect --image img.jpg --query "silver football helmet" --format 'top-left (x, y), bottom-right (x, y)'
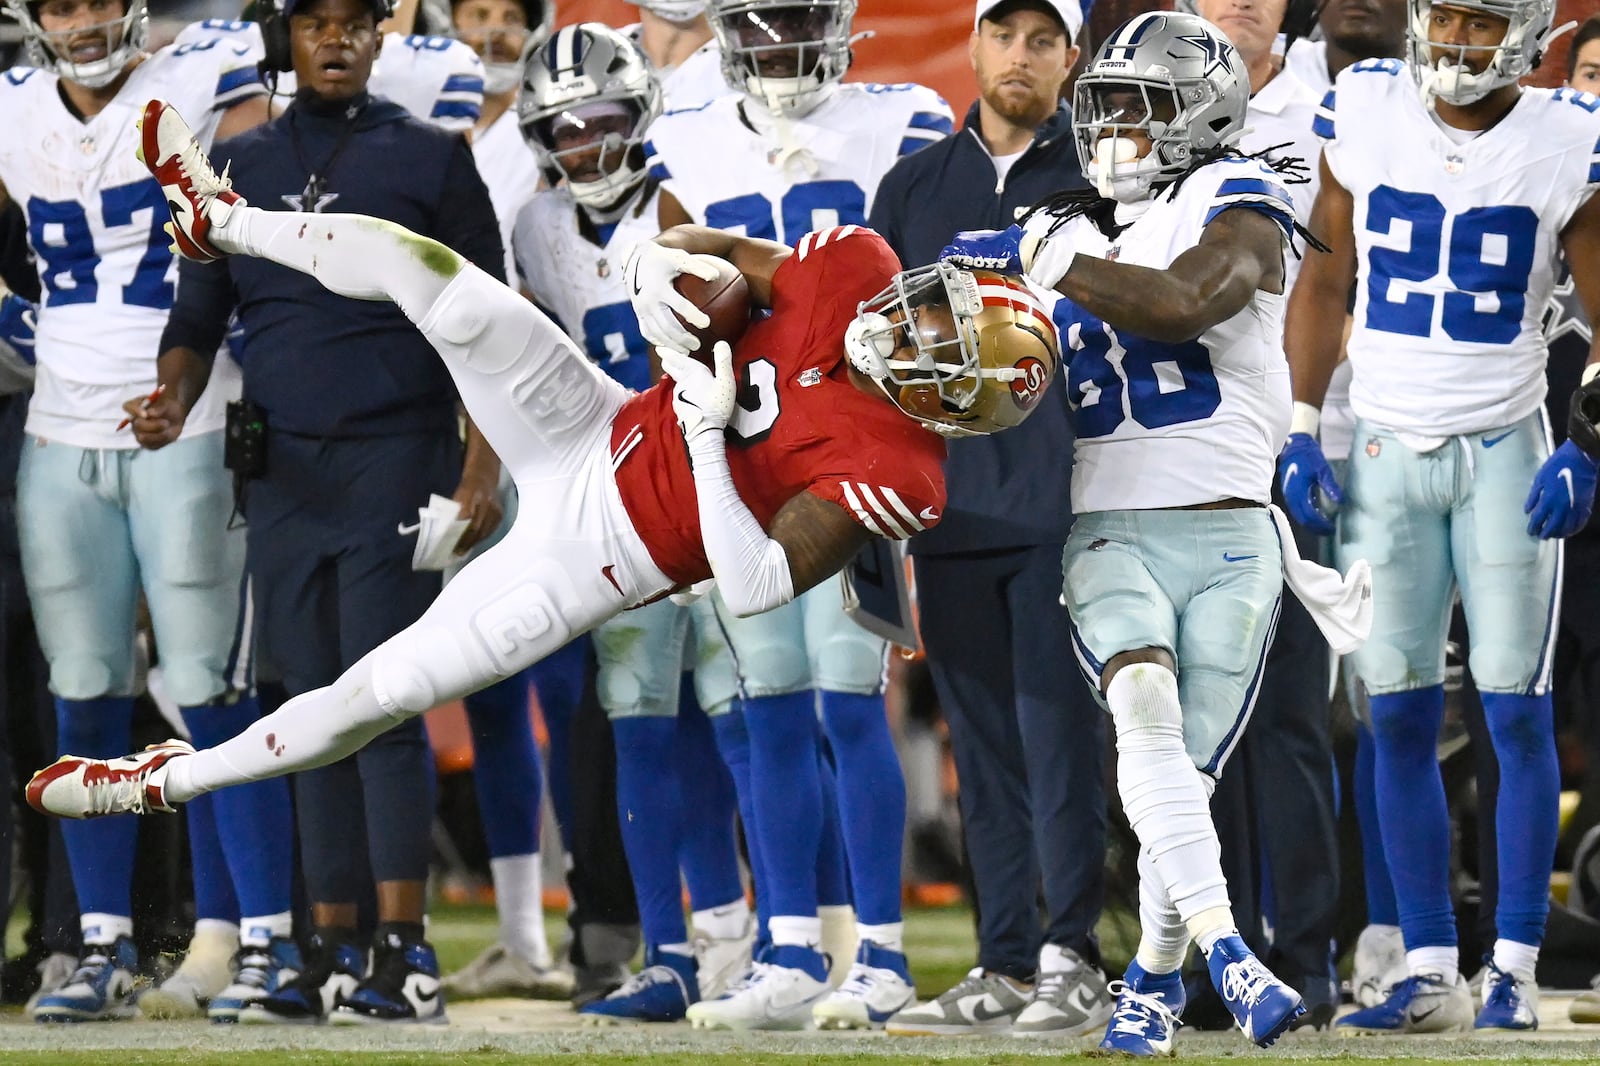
top-left (452, 0), bottom-right (554, 96)
top-left (5, 0), bottom-right (148, 89)
top-left (518, 23), bottom-right (664, 210)
top-left (1406, 0), bottom-right (1558, 105)
top-left (707, 0), bottom-right (856, 117)
top-left (1072, 12), bottom-right (1249, 203)
top-left (628, 0), bottom-right (708, 22)
top-left (845, 263), bottom-right (1061, 438)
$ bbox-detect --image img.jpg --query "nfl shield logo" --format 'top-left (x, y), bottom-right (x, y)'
top-left (1366, 437), bottom-right (1382, 458)
top-left (799, 368), bottom-right (822, 387)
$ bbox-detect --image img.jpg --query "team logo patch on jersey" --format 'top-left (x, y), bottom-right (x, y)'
top-left (1009, 356), bottom-right (1050, 411)
top-left (1366, 437), bottom-right (1382, 458)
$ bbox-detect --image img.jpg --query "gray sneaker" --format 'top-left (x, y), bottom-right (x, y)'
top-left (885, 967), bottom-right (1031, 1035)
top-left (1012, 949), bottom-right (1114, 1037)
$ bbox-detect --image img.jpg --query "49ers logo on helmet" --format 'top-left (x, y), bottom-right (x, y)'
top-left (1010, 357), bottom-right (1049, 410)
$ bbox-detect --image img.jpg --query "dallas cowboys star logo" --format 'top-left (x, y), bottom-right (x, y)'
top-left (1172, 32), bottom-right (1235, 78)
top-left (282, 177), bottom-right (339, 213)
top-left (1543, 271), bottom-right (1592, 345)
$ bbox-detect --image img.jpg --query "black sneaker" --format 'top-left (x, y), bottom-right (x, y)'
top-left (237, 934), bottom-right (363, 1025)
top-left (330, 933), bottom-right (445, 1025)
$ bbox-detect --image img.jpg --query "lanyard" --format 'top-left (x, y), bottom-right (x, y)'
top-left (286, 100), bottom-right (365, 208)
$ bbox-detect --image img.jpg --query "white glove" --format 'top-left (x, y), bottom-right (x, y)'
top-left (622, 241), bottom-right (721, 351)
top-left (659, 341), bottom-right (737, 443)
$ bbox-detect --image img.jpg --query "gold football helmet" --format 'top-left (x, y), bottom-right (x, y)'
top-left (845, 263), bottom-right (1061, 438)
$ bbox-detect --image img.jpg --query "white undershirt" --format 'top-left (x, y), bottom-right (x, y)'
top-left (991, 148), bottom-right (1027, 186)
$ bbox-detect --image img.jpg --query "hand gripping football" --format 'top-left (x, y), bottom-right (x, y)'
top-left (673, 256), bottom-right (751, 360)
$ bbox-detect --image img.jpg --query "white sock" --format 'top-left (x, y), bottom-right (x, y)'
top-left (1406, 946), bottom-right (1459, 983)
top-left (81, 913), bottom-right (133, 946)
top-left (219, 206), bottom-right (460, 319)
top-left (692, 897), bottom-right (750, 940)
top-left (769, 915), bottom-right (822, 950)
top-left (192, 919), bottom-right (240, 945)
top-left (856, 921), bottom-right (904, 954)
top-left (1492, 938), bottom-right (1539, 982)
top-left (1040, 943), bottom-right (1084, 975)
top-left (239, 912), bottom-right (292, 948)
top-left (1108, 665), bottom-right (1232, 922)
top-left (490, 853), bottom-right (550, 967)
top-left (1135, 845), bottom-right (1190, 974)
top-left (658, 941), bottom-right (694, 959)
top-left (1192, 912), bottom-right (1238, 958)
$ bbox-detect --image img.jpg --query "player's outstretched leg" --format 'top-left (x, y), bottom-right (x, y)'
top-left (141, 98), bottom-right (462, 320)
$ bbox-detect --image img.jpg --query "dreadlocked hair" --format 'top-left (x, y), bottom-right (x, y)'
top-left (1021, 142), bottom-right (1331, 255)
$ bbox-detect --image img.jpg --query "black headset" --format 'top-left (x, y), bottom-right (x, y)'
top-left (1281, 0), bottom-right (1328, 53)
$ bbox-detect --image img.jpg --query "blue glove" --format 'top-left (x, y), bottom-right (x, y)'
top-left (1277, 432), bottom-right (1343, 536)
top-left (1525, 439), bottom-right (1599, 539)
top-left (940, 225), bottom-right (1028, 274)
top-left (0, 291), bottom-right (37, 364)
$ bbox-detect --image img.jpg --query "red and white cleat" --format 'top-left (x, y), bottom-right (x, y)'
top-left (137, 99), bottom-right (244, 262)
top-left (26, 740), bottom-right (195, 819)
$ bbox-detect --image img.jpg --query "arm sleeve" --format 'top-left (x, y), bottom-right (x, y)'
top-left (685, 430), bottom-right (795, 616)
top-left (159, 256), bottom-right (234, 358)
top-left (435, 134), bottom-right (507, 283)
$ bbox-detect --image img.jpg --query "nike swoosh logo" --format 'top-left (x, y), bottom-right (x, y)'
top-left (969, 999), bottom-right (1015, 1022)
top-left (602, 564), bottom-right (623, 596)
top-left (1409, 1003), bottom-right (1440, 1025)
top-left (1222, 552), bottom-right (1258, 562)
top-left (919, 506), bottom-right (939, 521)
top-left (1561, 467), bottom-right (1575, 505)
top-left (1482, 431), bottom-right (1515, 447)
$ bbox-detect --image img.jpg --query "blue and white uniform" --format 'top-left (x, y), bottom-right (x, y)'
top-left (1044, 156), bottom-right (1297, 773)
top-left (1318, 58), bottom-right (1600, 695)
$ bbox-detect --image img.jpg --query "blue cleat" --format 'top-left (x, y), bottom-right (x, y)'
top-left (579, 947), bottom-right (699, 1025)
top-left (1475, 958), bottom-right (1539, 1031)
top-left (1206, 936), bottom-right (1304, 1047)
top-left (32, 939), bottom-right (139, 1022)
top-left (1096, 961), bottom-right (1184, 1057)
top-left (1336, 971), bottom-right (1472, 1034)
top-left (210, 938), bottom-right (305, 1023)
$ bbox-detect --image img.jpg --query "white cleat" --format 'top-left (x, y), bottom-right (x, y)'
top-left (812, 943), bottom-right (916, 1030)
top-left (137, 99), bottom-right (243, 262)
top-left (26, 740), bottom-right (193, 819)
top-left (441, 942), bottom-right (573, 1001)
top-left (686, 961), bottom-right (830, 1031)
top-left (138, 926), bottom-right (238, 1019)
top-left (691, 918), bottom-right (756, 1002)
top-left (1351, 924), bottom-right (1406, 1008)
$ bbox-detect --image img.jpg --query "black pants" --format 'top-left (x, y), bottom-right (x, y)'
top-left (0, 489), bottom-right (75, 957)
top-left (246, 429), bottom-right (459, 904)
top-left (916, 544), bottom-right (1107, 979)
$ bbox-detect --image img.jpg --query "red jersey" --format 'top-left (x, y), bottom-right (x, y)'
top-left (610, 226), bottom-right (948, 586)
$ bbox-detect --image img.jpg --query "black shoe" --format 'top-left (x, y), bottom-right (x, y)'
top-left (237, 934), bottom-right (364, 1025)
top-left (330, 933), bottom-right (445, 1025)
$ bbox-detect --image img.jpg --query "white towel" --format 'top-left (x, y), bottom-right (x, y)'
top-left (398, 494), bottom-right (471, 572)
top-left (1269, 504), bottom-right (1373, 655)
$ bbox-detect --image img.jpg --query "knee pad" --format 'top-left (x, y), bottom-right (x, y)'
top-left (1468, 644), bottom-right (1537, 695)
top-left (159, 660), bottom-right (226, 709)
top-left (370, 643), bottom-right (440, 719)
top-left (597, 659), bottom-right (678, 720)
top-left (737, 642), bottom-right (810, 696)
top-left (424, 270), bottom-right (527, 372)
top-left (810, 629), bottom-right (887, 695)
top-left (48, 655), bottom-right (123, 702)
top-left (1353, 637), bottom-right (1414, 694)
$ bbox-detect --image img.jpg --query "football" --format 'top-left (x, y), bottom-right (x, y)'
top-left (673, 257), bottom-right (751, 359)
